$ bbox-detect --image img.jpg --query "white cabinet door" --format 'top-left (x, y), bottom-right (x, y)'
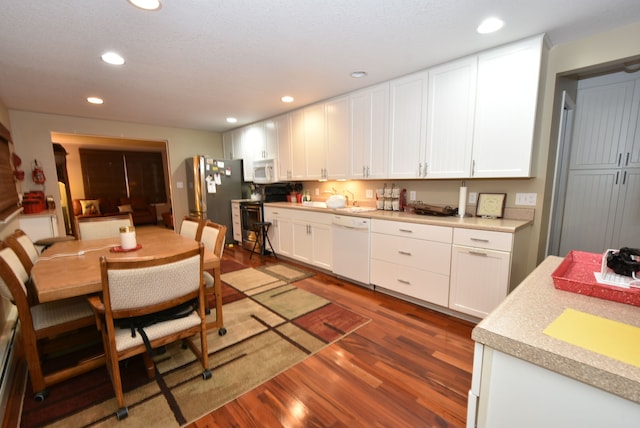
top-left (424, 56), bottom-right (477, 178)
top-left (275, 114), bottom-right (293, 181)
top-left (222, 132), bottom-right (233, 160)
top-left (263, 118), bottom-right (278, 160)
top-left (311, 221), bottom-right (332, 270)
top-left (325, 96), bottom-right (350, 180)
top-left (292, 220), bottom-right (313, 264)
top-left (388, 70), bottom-right (428, 178)
top-left (19, 214), bottom-right (58, 242)
top-left (231, 202), bottom-right (242, 243)
top-left (449, 245), bottom-right (510, 318)
top-left (349, 83), bottom-right (389, 179)
top-left (242, 122), bottom-right (267, 181)
top-left (304, 103), bottom-right (327, 180)
top-left (472, 36), bottom-right (543, 178)
top-left (290, 109), bottom-right (306, 180)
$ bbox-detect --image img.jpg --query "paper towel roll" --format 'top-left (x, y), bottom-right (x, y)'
top-left (458, 186), bottom-right (467, 217)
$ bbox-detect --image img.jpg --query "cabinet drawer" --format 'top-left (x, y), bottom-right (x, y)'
top-left (371, 233), bottom-right (451, 275)
top-left (371, 259), bottom-right (449, 307)
top-left (371, 219), bottom-right (452, 243)
top-left (453, 228), bottom-right (512, 252)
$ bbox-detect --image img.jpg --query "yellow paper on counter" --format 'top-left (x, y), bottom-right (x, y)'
top-left (543, 308), bottom-right (640, 368)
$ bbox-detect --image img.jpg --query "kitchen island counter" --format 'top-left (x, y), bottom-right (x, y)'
top-left (472, 255), bottom-right (640, 405)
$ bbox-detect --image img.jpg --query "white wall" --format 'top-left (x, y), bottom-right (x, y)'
top-left (8, 110), bottom-right (222, 232)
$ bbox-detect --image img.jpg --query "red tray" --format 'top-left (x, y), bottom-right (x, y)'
top-left (551, 250), bottom-right (640, 307)
top-left (110, 244), bottom-right (142, 253)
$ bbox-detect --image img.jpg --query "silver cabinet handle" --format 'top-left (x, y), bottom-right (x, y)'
top-left (397, 279), bottom-right (411, 285)
top-left (470, 237), bottom-right (490, 243)
top-left (469, 251), bottom-right (488, 256)
top-left (398, 228), bottom-right (413, 233)
top-left (398, 250), bottom-right (412, 256)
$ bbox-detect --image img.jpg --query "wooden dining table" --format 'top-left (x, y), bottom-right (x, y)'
top-left (31, 226), bottom-right (223, 330)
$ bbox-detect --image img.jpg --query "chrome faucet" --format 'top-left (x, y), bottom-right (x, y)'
top-left (344, 190), bottom-right (356, 206)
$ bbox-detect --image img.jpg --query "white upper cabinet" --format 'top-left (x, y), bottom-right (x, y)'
top-left (290, 109), bottom-right (306, 180)
top-left (304, 103), bottom-right (327, 180)
top-left (423, 56), bottom-right (477, 178)
top-left (324, 95), bottom-right (350, 180)
top-left (388, 70), bottom-right (429, 178)
top-left (274, 114), bottom-right (293, 181)
top-left (262, 119), bottom-right (278, 161)
top-left (471, 36), bottom-right (544, 178)
top-left (349, 83), bottom-right (389, 179)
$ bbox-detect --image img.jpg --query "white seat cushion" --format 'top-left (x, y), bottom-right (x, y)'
top-left (31, 297), bottom-right (94, 331)
top-left (114, 311), bottom-right (201, 352)
top-left (203, 271), bottom-right (214, 289)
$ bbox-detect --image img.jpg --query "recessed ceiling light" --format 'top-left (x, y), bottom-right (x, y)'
top-left (128, 0), bottom-right (162, 11)
top-left (101, 52), bottom-right (125, 65)
top-left (87, 97), bottom-right (104, 105)
top-left (226, 117), bottom-right (237, 123)
top-left (351, 71), bottom-right (368, 78)
top-left (281, 96), bottom-right (294, 103)
top-left (477, 17), bottom-right (504, 34)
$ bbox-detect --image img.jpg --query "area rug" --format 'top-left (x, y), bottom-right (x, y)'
top-left (20, 262), bottom-right (370, 427)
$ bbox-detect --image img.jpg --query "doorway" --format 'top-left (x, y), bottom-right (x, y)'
top-left (549, 71), bottom-right (640, 256)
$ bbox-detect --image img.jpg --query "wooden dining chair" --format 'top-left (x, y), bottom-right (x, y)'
top-left (88, 244), bottom-right (211, 420)
top-left (75, 213), bottom-right (133, 240)
top-left (179, 215), bottom-right (204, 241)
top-left (0, 242), bottom-right (105, 401)
top-left (199, 220), bottom-right (227, 320)
top-left (6, 229), bottom-right (40, 274)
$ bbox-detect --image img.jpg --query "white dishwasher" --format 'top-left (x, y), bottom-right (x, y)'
top-left (331, 214), bottom-right (371, 285)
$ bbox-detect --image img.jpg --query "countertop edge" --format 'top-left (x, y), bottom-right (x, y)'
top-left (263, 202), bottom-right (532, 233)
top-left (472, 256), bottom-right (640, 404)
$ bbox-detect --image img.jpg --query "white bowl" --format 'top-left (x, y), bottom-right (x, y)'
top-left (326, 194), bottom-right (347, 209)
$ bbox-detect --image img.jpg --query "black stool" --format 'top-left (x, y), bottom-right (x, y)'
top-left (250, 221), bottom-right (276, 261)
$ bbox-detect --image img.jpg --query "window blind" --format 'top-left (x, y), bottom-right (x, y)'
top-left (0, 123), bottom-right (20, 221)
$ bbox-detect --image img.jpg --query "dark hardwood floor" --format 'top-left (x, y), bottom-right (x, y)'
top-left (188, 245), bottom-right (476, 428)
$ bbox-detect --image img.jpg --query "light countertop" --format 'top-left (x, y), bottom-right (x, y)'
top-left (263, 202), bottom-right (532, 233)
top-left (472, 256), bottom-right (640, 404)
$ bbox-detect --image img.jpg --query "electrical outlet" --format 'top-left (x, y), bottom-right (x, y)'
top-left (468, 192), bottom-right (477, 204)
top-left (409, 191), bottom-right (416, 201)
top-left (515, 192), bottom-right (537, 206)
top-left (365, 189), bottom-right (373, 198)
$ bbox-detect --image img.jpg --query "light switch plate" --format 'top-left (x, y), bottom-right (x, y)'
top-left (468, 192), bottom-right (477, 204)
top-left (409, 191), bottom-right (416, 201)
top-left (365, 189), bottom-right (373, 198)
top-left (176, 181), bottom-right (184, 189)
top-left (515, 192), bottom-right (537, 206)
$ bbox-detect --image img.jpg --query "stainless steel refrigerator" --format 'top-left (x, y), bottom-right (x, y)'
top-left (185, 156), bottom-right (244, 244)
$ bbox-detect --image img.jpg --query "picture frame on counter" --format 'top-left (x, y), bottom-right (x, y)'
top-left (476, 193), bottom-right (506, 218)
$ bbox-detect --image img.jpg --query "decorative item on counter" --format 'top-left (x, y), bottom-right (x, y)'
top-left (22, 191), bottom-right (46, 214)
top-left (399, 189), bottom-right (407, 212)
top-left (119, 226), bottom-right (137, 250)
top-left (46, 195), bottom-right (55, 209)
top-left (458, 181), bottom-right (467, 217)
top-left (476, 193), bottom-right (506, 218)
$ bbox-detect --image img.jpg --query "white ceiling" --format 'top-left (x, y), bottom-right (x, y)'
top-left (1, 0), bottom-right (640, 133)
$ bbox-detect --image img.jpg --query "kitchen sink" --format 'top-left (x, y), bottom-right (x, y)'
top-left (302, 201), bottom-right (327, 208)
top-left (335, 206), bottom-right (378, 213)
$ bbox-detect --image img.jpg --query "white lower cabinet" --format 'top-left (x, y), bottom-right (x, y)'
top-left (370, 219), bottom-right (452, 307)
top-left (19, 212), bottom-right (59, 242)
top-left (264, 207), bottom-right (331, 270)
top-left (231, 201), bottom-right (242, 243)
top-left (449, 229), bottom-right (512, 318)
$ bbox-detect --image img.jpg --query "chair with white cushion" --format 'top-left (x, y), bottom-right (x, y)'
top-left (179, 216), bottom-right (204, 241)
top-left (76, 213), bottom-right (133, 240)
top-left (6, 229), bottom-right (40, 274)
top-left (0, 242), bottom-right (104, 401)
top-left (88, 244), bottom-right (210, 420)
top-left (199, 221), bottom-right (227, 320)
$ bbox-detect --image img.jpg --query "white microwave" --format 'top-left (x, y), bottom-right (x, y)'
top-left (252, 158), bottom-right (278, 183)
